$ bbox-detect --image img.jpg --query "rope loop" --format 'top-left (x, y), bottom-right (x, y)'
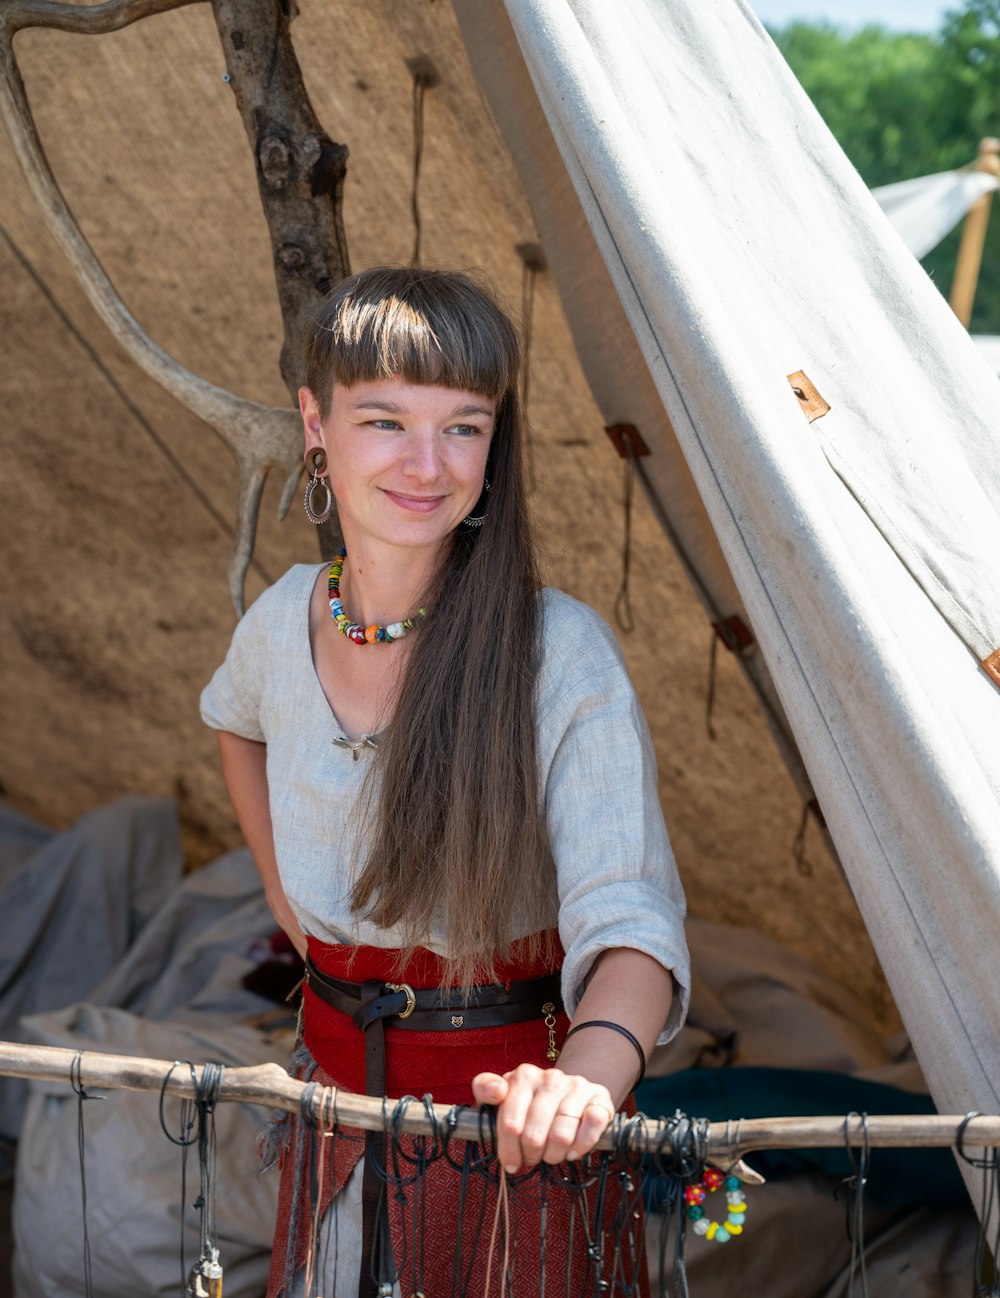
top-left (299, 1080), bottom-right (321, 1128)
top-left (158, 1060), bottom-right (199, 1146)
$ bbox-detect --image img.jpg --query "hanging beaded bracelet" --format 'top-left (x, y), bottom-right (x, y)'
top-left (684, 1168), bottom-right (748, 1242)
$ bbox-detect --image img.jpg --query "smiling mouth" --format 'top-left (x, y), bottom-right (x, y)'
top-left (382, 490), bottom-right (447, 514)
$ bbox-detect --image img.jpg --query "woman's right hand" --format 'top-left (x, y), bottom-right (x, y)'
top-left (471, 1064), bottom-right (615, 1172)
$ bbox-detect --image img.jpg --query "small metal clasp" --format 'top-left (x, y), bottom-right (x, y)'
top-left (384, 982), bottom-right (416, 1020)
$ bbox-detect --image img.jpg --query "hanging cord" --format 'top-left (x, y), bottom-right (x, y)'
top-left (792, 800), bottom-right (815, 876)
top-left (609, 1112), bottom-right (649, 1296)
top-left (705, 630), bottom-right (719, 740)
top-left (835, 1111), bottom-right (870, 1298)
top-left (957, 1112), bottom-right (1000, 1296)
top-left (407, 58), bottom-right (438, 267)
top-left (482, 1166), bottom-right (510, 1298)
top-left (614, 444), bottom-right (637, 634)
top-left (70, 1051), bottom-right (103, 1298)
top-left (299, 1081), bottom-right (322, 1298)
top-left (158, 1060), bottom-right (225, 1298)
top-left (159, 1061), bottom-right (199, 1292)
top-left (443, 1105), bottom-right (494, 1297)
top-left (193, 1062), bottom-right (226, 1297)
top-left (409, 74), bottom-right (426, 266)
top-left (649, 1111), bottom-right (709, 1298)
top-left (318, 1085), bottom-right (341, 1298)
top-left (363, 1096), bottom-right (401, 1298)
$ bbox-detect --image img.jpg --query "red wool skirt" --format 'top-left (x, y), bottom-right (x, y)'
top-left (267, 937), bottom-right (648, 1298)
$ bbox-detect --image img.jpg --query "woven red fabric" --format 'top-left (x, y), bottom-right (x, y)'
top-left (302, 936), bottom-right (568, 1101)
top-left (267, 937), bottom-right (648, 1298)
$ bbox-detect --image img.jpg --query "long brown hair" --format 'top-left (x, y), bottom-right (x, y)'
top-left (304, 267), bottom-right (556, 986)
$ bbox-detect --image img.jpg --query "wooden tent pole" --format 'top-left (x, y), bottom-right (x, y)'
top-left (949, 137), bottom-right (1000, 328)
top-left (2, 1040), bottom-right (999, 1161)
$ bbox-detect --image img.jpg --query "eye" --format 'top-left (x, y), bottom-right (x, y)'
top-left (370, 418), bottom-right (401, 430)
top-left (448, 423), bottom-right (483, 437)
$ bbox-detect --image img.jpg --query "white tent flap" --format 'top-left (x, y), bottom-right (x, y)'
top-left (453, 0), bottom-right (1000, 1143)
top-left (873, 169), bottom-right (998, 260)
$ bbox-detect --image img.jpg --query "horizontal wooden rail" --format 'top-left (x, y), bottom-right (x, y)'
top-left (2, 1041), bottom-right (998, 1168)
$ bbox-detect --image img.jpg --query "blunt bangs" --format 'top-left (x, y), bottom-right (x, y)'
top-left (304, 268), bottom-right (520, 415)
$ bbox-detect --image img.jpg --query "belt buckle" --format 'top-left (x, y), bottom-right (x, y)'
top-left (384, 981), bottom-right (416, 1020)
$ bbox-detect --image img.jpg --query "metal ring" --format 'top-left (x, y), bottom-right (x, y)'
top-left (303, 476), bottom-right (333, 524)
top-left (384, 981), bottom-right (417, 1020)
top-left (584, 1100), bottom-right (615, 1123)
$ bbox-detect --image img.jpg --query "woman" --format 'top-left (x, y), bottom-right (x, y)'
top-left (201, 266), bottom-right (689, 1297)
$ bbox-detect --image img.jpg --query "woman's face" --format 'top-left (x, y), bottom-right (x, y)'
top-left (300, 376), bottom-right (495, 553)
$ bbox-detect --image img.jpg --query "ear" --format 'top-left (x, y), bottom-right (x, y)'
top-left (299, 386), bottom-right (327, 461)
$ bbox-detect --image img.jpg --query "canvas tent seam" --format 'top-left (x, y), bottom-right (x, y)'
top-left (814, 437), bottom-right (991, 661)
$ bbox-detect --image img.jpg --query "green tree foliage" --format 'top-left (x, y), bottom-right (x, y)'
top-left (771, 2), bottom-right (1000, 331)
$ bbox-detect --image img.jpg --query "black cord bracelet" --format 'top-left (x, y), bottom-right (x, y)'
top-left (563, 1019), bottom-right (646, 1089)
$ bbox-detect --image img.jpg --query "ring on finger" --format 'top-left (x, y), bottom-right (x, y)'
top-left (583, 1100), bottom-right (614, 1123)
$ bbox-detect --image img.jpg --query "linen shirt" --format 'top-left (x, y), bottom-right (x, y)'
top-left (201, 563), bottom-right (690, 1041)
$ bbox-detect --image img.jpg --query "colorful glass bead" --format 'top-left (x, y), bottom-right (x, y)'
top-left (327, 549), bottom-right (425, 647)
top-left (687, 1173), bottom-right (750, 1244)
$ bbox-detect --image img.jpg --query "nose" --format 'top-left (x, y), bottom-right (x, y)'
top-left (403, 428), bottom-right (443, 483)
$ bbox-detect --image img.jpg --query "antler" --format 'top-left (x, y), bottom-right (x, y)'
top-left (0, 0), bottom-right (302, 613)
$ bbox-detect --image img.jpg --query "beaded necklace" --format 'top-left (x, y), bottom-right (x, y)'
top-left (328, 548), bottom-right (426, 645)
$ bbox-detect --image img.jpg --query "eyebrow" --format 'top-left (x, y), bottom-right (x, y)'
top-left (350, 397), bottom-right (495, 418)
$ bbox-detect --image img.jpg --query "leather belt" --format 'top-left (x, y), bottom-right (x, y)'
top-left (304, 958), bottom-right (563, 1298)
top-left (305, 958), bottom-right (563, 1030)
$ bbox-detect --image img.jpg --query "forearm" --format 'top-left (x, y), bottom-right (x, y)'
top-left (558, 948), bottom-right (672, 1106)
top-left (472, 947), bottom-right (673, 1169)
top-left (216, 730), bottom-right (308, 959)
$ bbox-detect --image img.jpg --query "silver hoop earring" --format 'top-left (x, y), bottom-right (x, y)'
top-left (303, 449), bottom-right (333, 525)
top-left (462, 476), bottom-right (490, 528)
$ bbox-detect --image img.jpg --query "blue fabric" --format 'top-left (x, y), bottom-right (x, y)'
top-left (636, 1067), bottom-right (967, 1213)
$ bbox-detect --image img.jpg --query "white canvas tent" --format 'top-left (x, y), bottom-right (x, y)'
top-left (452, 0), bottom-right (1000, 1158)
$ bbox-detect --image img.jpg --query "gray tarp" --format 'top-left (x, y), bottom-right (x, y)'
top-left (452, 0), bottom-right (1000, 1157)
top-left (4, 799), bottom-right (281, 1298)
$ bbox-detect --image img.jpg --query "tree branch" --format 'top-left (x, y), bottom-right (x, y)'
top-left (0, 16), bottom-right (300, 611)
top-left (2, 0), bottom-right (203, 38)
top-left (209, 0), bottom-right (351, 559)
top-left (3, 1040), bottom-right (996, 1164)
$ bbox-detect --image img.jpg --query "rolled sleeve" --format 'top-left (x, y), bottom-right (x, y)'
top-left (539, 594), bottom-right (690, 1044)
top-left (199, 597), bottom-right (269, 743)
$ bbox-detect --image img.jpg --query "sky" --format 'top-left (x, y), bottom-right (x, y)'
top-left (748, 0), bottom-right (954, 32)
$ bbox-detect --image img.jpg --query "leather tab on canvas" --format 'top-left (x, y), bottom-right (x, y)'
top-left (711, 614), bottom-right (755, 653)
top-left (605, 423), bottom-right (651, 458)
top-left (788, 371), bottom-right (830, 423)
top-left (982, 647), bottom-right (1000, 685)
